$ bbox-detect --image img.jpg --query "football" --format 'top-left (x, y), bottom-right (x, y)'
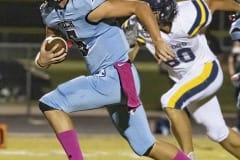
top-left (45, 36), bottom-right (68, 53)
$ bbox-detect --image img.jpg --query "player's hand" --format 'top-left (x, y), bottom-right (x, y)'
top-left (230, 73), bottom-right (240, 87)
top-left (38, 39), bottom-right (67, 67)
top-left (231, 72), bottom-right (240, 81)
top-left (154, 39), bottom-right (175, 63)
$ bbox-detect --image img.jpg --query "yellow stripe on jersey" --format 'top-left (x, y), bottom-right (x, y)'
top-left (188, 0), bottom-right (209, 37)
top-left (167, 62), bottom-right (213, 108)
top-left (136, 37), bottom-right (145, 44)
top-left (122, 20), bottom-right (129, 29)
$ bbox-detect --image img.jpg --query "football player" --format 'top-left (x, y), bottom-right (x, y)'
top-left (229, 16), bottom-right (240, 132)
top-left (122, 0), bottom-right (240, 159)
top-left (34, 0), bottom-right (191, 160)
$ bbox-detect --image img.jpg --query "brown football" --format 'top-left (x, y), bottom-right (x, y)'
top-left (45, 36), bottom-right (68, 53)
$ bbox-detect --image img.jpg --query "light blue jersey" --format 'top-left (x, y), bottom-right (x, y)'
top-left (40, 0), bottom-right (129, 74)
top-left (39, 0), bottom-right (155, 155)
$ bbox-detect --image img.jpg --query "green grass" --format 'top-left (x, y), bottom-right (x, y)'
top-left (42, 60), bottom-right (236, 112)
top-left (0, 134), bottom-right (236, 160)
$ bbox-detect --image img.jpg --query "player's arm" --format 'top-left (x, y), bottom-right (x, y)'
top-left (128, 35), bottom-right (147, 62)
top-left (87, 0), bottom-right (174, 62)
top-left (227, 54), bottom-right (240, 81)
top-left (200, 0), bottom-right (240, 35)
top-left (228, 54), bottom-right (235, 76)
top-left (128, 43), bottom-right (141, 62)
top-left (45, 27), bottom-right (57, 37)
top-left (35, 27), bottom-right (67, 69)
top-left (206, 0), bottom-right (240, 13)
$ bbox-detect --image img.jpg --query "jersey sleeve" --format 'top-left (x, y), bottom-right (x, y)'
top-left (40, 2), bottom-right (60, 28)
top-left (172, 0), bottom-right (212, 38)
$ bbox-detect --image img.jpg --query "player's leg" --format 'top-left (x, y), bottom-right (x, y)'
top-left (149, 141), bottom-right (191, 160)
top-left (220, 128), bottom-right (240, 158)
top-left (188, 96), bottom-right (240, 159)
top-left (38, 68), bottom-right (125, 160)
top-left (105, 64), bottom-right (190, 160)
top-left (236, 90), bottom-right (240, 131)
top-left (237, 109), bottom-right (240, 131)
top-left (164, 108), bottom-right (193, 156)
top-left (107, 104), bottom-right (190, 160)
top-left (38, 77), bottom-right (93, 160)
top-left (161, 60), bottom-right (222, 159)
top-left (39, 104), bottom-right (82, 160)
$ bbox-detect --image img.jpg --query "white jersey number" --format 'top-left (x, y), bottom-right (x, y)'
top-left (166, 48), bottom-right (195, 67)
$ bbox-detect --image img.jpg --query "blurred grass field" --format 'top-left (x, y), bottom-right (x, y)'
top-left (0, 134), bottom-right (236, 160)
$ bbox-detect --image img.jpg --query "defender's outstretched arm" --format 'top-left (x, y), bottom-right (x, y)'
top-left (206, 0), bottom-right (240, 13)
